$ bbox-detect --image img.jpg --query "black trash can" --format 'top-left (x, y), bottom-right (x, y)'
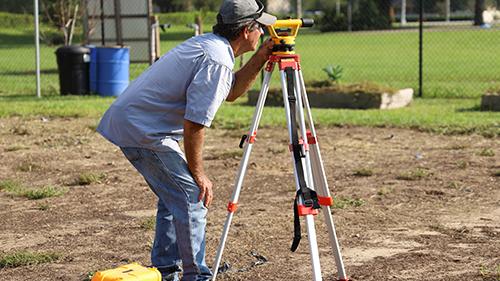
top-left (55, 45), bottom-right (90, 95)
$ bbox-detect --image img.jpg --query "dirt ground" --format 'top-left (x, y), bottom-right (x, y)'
top-left (0, 116), bottom-right (498, 281)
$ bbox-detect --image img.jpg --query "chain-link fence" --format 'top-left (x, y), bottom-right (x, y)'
top-left (1, 0), bottom-right (499, 98)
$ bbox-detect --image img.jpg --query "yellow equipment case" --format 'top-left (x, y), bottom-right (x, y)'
top-left (91, 263), bottom-right (161, 281)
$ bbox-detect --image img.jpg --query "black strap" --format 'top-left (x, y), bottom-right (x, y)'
top-left (290, 194), bottom-right (301, 252)
top-left (285, 67), bottom-right (321, 252)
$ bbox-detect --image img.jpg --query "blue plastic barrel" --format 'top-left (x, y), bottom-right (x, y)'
top-left (89, 47), bottom-right (129, 96)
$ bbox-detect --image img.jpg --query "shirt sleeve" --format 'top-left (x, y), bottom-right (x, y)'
top-left (184, 62), bottom-right (234, 127)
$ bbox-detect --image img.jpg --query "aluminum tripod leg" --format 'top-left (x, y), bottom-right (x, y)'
top-left (211, 69), bottom-right (273, 281)
top-left (279, 69), bottom-right (322, 281)
top-left (298, 70), bottom-right (348, 281)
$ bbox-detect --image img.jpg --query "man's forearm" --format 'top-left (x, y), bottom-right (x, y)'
top-left (226, 53), bottom-right (268, 102)
top-left (183, 119), bottom-right (205, 180)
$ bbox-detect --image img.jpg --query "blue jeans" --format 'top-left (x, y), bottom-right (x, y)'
top-left (121, 146), bottom-right (212, 281)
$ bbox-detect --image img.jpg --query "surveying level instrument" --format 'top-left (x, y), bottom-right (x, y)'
top-left (212, 19), bottom-right (349, 281)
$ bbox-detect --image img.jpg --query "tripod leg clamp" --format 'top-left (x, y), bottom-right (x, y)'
top-left (227, 202), bottom-right (238, 213)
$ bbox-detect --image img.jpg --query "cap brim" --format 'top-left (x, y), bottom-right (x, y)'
top-left (256, 12), bottom-right (277, 26)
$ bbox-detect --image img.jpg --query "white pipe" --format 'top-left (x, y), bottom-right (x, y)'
top-left (34, 0), bottom-right (41, 98)
top-left (445, 0), bottom-right (451, 22)
top-left (401, 0), bottom-right (407, 25)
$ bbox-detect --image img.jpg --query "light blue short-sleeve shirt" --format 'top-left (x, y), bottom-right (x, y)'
top-left (97, 33), bottom-right (235, 151)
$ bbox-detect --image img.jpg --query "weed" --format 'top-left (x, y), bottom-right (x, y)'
top-left (0, 251), bottom-right (60, 268)
top-left (456, 160), bottom-right (468, 169)
top-left (353, 168), bottom-right (373, 177)
top-left (493, 170), bottom-right (500, 177)
top-left (205, 150), bottom-right (243, 160)
top-left (76, 172), bottom-right (106, 185)
top-left (84, 271), bottom-right (96, 281)
top-left (17, 161), bottom-right (41, 172)
top-left (377, 187), bottom-right (393, 196)
top-left (446, 181), bottom-right (462, 189)
top-left (449, 144), bottom-right (467, 150)
top-left (478, 148), bottom-right (495, 157)
top-left (396, 168), bottom-right (429, 181)
top-left (332, 197), bottom-right (365, 209)
top-left (140, 216), bottom-right (156, 231)
top-left (22, 186), bottom-right (67, 200)
top-left (266, 147), bottom-right (286, 155)
top-left (10, 125), bottom-right (30, 136)
top-left (37, 203), bottom-right (50, 211)
top-left (5, 145), bottom-right (26, 152)
top-left (87, 124), bottom-right (98, 132)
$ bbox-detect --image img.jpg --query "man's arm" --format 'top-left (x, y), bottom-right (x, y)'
top-left (183, 119), bottom-right (213, 207)
top-left (226, 39), bottom-right (274, 102)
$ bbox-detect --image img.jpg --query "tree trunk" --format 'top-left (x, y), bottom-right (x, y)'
top-left (474, 0), bottom-right (485, 25)
top-left (378, 0), bottom-right (393, 25)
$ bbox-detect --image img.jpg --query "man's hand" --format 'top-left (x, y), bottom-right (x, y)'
top-left (256, 38), bottom-right (274, 61)
top-left (194, 174), bottom-right (213, 208)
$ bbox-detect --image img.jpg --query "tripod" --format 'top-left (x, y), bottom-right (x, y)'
top-left (211, 19), bottom-right (348, 281)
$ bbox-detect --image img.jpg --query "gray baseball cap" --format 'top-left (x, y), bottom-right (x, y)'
top-left (218, 0), bottom-right (277, 26)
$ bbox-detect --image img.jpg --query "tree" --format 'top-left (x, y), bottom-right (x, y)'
top-left (42, 0), bottom-right (82, 45)
top-left (474, 0), bottom-right (485, 25)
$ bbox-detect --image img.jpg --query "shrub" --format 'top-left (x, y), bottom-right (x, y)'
top-left (319, 10), bottom-right (347, 32)
top-left (352, 0), bottom-right (391, 31)
top-left (318, 0), bottom-right (391, 32)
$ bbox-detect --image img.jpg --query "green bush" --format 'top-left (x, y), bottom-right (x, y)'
top-left (319, 10), bottom-right (347, 32)
top-left (318, 0), bottom-right (391, 32)
top-left (352, 0), bottom-right (391, 31)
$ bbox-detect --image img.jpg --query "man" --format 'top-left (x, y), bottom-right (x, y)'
top-left (96, 0), bottom-right (276, 280)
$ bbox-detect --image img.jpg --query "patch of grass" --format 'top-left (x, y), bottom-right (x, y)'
top-left (492, 170), bottom-right (500, 177)
top-left (1, 180), bottom-right (66, 200)
top-left (352, 168), bottom-right (373, 177)
top-left (332, 196), bottom-right (365, 209)
top-left (75, 172), bottom-right (106, 186)
top-left (84, 271), bottom-right (96, 281)
top-left (456, 160), bottom-right (469, 169)
top-left (87, 124), bottom-right (98, 131)
top-left (446, 181), bottom-right (462, 189)
top-left (377, 187), bottom-right (393, 196)
top-left (140, 216), bottom-right (156, 231)
top-left (266, 147), bottom-right (286, 155)
top-left (0, 251), bottom-right (60, 268)
top-left (205, 149), bottom-right (243, 160)
top-left (478, 148), bottom-right (495, 157)
top-left (396, 168), bottom-right (430, 181)
top-left (4, 145), bottom-right (27, 152)
top-left (22, 185), bottom-right (67, 200)
top-left (479, 264), bottom-right (500, 280)
top-left (449, 144), bottom-right (467, 150)
top-left (17, 161), bottom-right (41, 172)
top-left (10, 124), bottom-right (31, 136)
top-left (0, 179), bottom-right (25, 193)
top-left (37, 203), bottom-right (50, 211)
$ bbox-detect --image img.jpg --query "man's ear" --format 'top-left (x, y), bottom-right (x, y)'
top-left (242, 25), bottom-right (250, 39)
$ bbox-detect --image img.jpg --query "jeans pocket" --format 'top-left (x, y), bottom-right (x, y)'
top-left (121, 147), bottom-right (142, 162)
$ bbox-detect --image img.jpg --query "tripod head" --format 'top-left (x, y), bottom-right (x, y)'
top-left (267, 18), bottom-right (314, 55)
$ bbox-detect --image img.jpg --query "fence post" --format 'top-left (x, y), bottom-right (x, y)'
top-left (34, 0), bottom-right (41, 98)
top-left (418, 0), bottom-right (423, 98)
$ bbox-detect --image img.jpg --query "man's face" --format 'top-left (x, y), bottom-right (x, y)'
top-left (246, 22), bottom-right (264, 51)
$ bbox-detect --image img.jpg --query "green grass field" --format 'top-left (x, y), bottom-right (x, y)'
top-left (0, 16), bottom-right (498, 137)
top-left (1, 23), bottom-right (499, 98)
